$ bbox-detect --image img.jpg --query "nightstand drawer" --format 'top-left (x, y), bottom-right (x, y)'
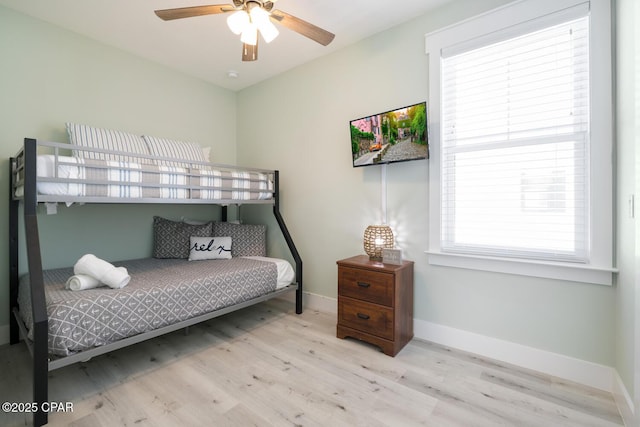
top-left (338, 267), bottom-right (393, 306)
top-left (338, 297), bottom-right (393, 340)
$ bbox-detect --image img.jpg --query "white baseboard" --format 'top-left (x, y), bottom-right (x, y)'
top-left (302, 291), bottom-right (337, 314)
top-left (277, 289), bottom-right (338, 314)
top-left (613, 370), bottom-right (636, 426)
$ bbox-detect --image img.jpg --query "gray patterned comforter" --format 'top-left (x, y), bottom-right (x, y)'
top-left (18, 257), bottom-right (277, 356)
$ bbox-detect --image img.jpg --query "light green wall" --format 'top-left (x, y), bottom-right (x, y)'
top-left (237, 0), bottom-right (618, 367)
top-left (615, 0), bottom-right (640, 411)
top-left (0, 6), bottom-right (236, 329)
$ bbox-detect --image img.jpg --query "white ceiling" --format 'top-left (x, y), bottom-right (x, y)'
top-left (0, 0), bottom-right (452, 91)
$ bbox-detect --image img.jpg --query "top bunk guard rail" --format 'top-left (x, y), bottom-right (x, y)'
top-left (12, 139), bottom-right (277, 205)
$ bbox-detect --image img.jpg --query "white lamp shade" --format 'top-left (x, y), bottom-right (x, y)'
top-left (240, 22), bottom-right (258, 46)
top-left (249, 6), bottom-right (278, 43)
top-left (258, 20), bottom-right (279, 43)
top-left (249, 6), bottom-right (269, 23)
top-left (227, 11), bottom-right (249, 35)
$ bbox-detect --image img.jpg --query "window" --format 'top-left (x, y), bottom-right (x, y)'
top-left (425, 0), bottom-right (614, 285)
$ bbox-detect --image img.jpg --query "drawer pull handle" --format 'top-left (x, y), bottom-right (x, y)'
top-left (357, 282), bottom-right (371, 288)
top-left (357, 313), bottom-right (370, 320)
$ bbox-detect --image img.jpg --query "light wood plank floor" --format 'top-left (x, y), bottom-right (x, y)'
top-left (0, 299), bottom-right (624, 426)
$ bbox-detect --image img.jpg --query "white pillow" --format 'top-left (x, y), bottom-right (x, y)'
top-left (142, 135), bottom-right (207, 167)
top-left (66, 123), bottom-right (151, 163)
top-left (188, 236), bottom-right (232, 261)
top-left (202, 146), bottom-right (211, 162)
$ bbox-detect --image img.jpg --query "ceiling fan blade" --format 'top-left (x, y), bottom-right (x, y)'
top-left (242, 41), bottom-right (258, 62)
top-left (270, 9), bottom-right (335, 46)
top-left (155, 4), bottom-right (234, 21)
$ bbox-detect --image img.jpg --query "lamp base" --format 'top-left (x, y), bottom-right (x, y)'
top-left (368, 255), bottom-right (383, 261)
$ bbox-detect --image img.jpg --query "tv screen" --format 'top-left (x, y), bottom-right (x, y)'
top-left (350, 102), bottom-right (429, 167)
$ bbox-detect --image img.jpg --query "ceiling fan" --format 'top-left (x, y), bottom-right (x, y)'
top-left (155, 1), bottom-right (335, 62)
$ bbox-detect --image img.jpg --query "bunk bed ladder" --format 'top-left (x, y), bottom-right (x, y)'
top-left (272, 170), bottom-right (303, 314)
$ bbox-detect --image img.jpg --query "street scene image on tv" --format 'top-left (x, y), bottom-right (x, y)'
top-left (349, 102), bottom-right (428, 167)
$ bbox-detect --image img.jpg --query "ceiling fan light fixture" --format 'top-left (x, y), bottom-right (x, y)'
top-left (240, 22), bottom-right (258, 46)
top-left (227, 10), bottom-right (249, 35)
top-left (155, 1), bottom-right (335, 61)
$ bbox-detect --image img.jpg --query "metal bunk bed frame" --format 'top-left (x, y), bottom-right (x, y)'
top-left (8, 138), bottom-right (303, 426)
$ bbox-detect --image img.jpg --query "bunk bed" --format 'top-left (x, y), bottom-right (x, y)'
top-left (9, 136), bottom-right (303, 427)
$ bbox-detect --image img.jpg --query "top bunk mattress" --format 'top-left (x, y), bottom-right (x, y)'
top-left (14, 154), bottom-right (274, 203)
top-left (18, 257), bottom-right (293, 357)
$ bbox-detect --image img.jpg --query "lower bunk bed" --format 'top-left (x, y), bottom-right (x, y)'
top-left (17, 256), bottom-right (297, 360)
top-left (9, 137), bottom-right (303, 426)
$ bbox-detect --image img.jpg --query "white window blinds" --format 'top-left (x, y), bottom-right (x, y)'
top-left (440, 15), bottom-right (590, 262)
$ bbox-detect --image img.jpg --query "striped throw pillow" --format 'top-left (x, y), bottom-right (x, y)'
top-left (142, 135), bottom-right (207, 168)
top-left (66, 123), bottom-right (151, 163)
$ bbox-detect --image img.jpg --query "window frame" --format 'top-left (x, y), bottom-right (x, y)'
top-left (425, 0), bottom-right (616, 285)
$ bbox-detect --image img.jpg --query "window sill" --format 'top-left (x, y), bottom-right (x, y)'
top-left (424, 251), bottom-right (617, 285)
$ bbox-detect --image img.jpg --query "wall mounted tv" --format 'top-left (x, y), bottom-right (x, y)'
top-left (350, 102), bottom-right (429, 168)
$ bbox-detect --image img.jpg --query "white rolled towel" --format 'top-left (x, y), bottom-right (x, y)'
top-left (65, 274), bottom-right (100, 291)
top-left (73, 254), bottom-right (131, 289)
top-left (65, 267), bottom-right (129, 291)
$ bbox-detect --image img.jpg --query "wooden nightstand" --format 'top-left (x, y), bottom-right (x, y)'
top-left (336, 255), bottom-right (414, 356)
